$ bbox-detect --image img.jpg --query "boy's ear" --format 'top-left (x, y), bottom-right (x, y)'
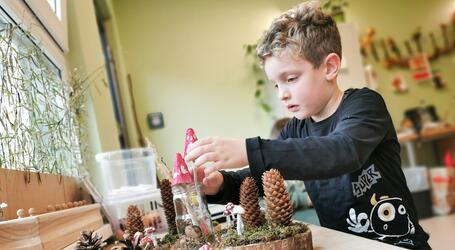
top-left (323, 53), bottom-right (341, 81)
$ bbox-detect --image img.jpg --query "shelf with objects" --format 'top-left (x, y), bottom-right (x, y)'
top-left (397, 105), bottom-right (455, 219)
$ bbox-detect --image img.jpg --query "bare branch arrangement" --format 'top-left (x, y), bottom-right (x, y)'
top-left (0, 23), bottom-right (104, 177)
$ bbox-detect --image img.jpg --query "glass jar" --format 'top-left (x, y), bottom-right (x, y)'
top-left (172, 183), bottom-right (213, 248)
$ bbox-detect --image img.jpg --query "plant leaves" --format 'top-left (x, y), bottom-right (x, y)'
top-left (261, 101), bottom-right (272, 113)
top-left (255, 89), bottom-right (261, 98)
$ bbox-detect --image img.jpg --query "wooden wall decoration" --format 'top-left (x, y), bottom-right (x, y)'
top-left (360, 12), bottom-right (455, 70)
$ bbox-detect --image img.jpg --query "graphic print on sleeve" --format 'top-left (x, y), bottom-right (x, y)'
top-left (346, 193), bottom-right (415, 247)
top-left (351, 164), bottom-right (381, 198)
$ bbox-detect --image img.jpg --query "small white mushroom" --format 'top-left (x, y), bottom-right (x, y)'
top-left (224, 202), bottom-right (235, 228)
top-left (232, 205), bottom-right (245, 236)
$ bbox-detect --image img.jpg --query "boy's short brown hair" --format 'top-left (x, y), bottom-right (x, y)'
top-left (256, 1), bottom-right (341, 68)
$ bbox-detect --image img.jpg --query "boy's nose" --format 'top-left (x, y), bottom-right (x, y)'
top-left (278, 88), bottom-right (290, 101)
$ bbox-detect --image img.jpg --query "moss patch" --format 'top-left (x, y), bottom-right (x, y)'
top-left (219, 222), bottom-right (309, 247)
top-left (157, 233), bottom-right (178, 248)
top-left (157, 222), bottom-right (309, 249)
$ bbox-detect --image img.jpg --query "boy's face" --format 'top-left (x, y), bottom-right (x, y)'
top-left (264, 50), bottom-right (335, 120)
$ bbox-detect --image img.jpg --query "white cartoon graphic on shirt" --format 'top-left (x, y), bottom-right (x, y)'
top-left (346, 193), bottom-right (415, 241)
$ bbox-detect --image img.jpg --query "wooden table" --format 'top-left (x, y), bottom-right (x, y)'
top-left (308, 224), bottom-right (404, 249)
top-left (419, 214), bottom-right (455, 250)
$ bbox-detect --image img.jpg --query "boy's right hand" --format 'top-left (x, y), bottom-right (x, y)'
top-left (194, 166), bottom-right (224, 195)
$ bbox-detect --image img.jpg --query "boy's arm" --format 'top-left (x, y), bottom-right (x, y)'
top-left (205, 168), bottom-right (253, 204)
top-left (247, 90), bottom-right (392, 183)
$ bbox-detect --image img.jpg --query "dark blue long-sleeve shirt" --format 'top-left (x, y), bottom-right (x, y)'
top-left (207, 88), bottom-right (430, 249)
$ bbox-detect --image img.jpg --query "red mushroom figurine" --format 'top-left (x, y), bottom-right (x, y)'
top-left (184, 128), bottom-right (198, 157)
top-left (172, 153), bottom-right (194, 186)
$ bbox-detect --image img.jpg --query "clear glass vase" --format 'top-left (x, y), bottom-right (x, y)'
top-left (172, 183), bottom-right (213, 248)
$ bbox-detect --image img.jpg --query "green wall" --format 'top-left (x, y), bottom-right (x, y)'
top-left (110, 0), bottom-right (455, 166)
top-left (67, 0), bottom-right (121, 195)
top-left (111, 0), bottom-right (305, 165)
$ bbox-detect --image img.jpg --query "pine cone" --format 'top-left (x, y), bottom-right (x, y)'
top-left (75, 230), bottom-right (106, 250)
top-left (240, 177), bottom-right (263, 229)
top-left (126, 205), bottom-right (144, 236)
top-left (262, 169), bottom-right (293, 226)
top-left (160, 179), bottom-right (177, 234)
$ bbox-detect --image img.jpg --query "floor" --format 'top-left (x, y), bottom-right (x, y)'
top-left (419, 214), bottom-right (455, 250)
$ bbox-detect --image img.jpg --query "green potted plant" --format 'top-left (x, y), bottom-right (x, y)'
top-left (322, 0), bottom-right (349, 23)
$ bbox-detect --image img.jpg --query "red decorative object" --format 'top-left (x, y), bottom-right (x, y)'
top-left (224, 202), bottom-right (235, 216)
top-left (444, 150), bottom-right (454, 169)
top-left (184, 128), bottom-right (198, 157)
top-left (408, 53), bottom-right (432, 82)
top-left (140, 236), bottom-right (153, 245)
top-left (172, 153), bottom-right (194, 186)
top-left (145, 227), bottom-right (156, 235)
top-left (391, 74), bottom-right (408, 93)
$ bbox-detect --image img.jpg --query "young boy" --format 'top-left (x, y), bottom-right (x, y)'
top-left (185, 2), bottom-right (430, 249)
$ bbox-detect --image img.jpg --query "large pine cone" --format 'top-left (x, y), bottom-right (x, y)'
top-left (262, 169), bottom-right (293, 226)
top-left (126, 205), bottom-right (144, 236)
top-left (160, 179), bottom-right (177, 234)
top-left (240, 177), bottom-right (263, 229)
top-left (75, 230), bottom-right (106, 250)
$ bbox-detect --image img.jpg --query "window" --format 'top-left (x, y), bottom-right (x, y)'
top-left (46, 0), bottom-right (61, 18)
top-left (0, 1), bottom-right (79, 176)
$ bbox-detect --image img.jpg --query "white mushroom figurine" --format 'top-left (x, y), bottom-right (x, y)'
top-left (223, 202), bottom-right (235, 228)
top-left (232, 205), bottom-right (245, 236)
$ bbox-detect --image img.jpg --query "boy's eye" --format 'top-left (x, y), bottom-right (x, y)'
top-left (287, 76), bottom-right (297, 83)
top-left (274, 84), bottom-right (278, 88)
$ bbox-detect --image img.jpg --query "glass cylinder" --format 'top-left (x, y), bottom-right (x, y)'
top-left (172, 183), bottom-right (213, 247)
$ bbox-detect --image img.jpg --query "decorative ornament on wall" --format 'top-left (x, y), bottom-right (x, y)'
top-left (409, 53), bottom-right (432, 82)
top-left (364, 64), bottom-right (379, 91)
top-left (391, 74), bottom-right (408, 94)
top-left (431, 70), bottom-right (447, 89)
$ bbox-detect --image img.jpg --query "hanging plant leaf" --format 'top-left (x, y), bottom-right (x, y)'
top-left (255, 89), bottom-right (261, 98)
top-left (322, 1), bottom-right (331, 9)
top-left (261, 101), bottom-right (272, 113)
top-left (252, 63), bottom-right (262, 73)
top-left (243, 42), bottom-right (273, 116)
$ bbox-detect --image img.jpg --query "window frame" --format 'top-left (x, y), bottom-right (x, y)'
top-left (0, 0), bottom-right (67, 77)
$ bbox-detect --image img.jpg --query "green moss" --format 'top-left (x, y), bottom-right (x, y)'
top-left (157, 222), bottom-right (308, 249)
top-left (219, 222), bottom-right (309, 247)
top-left (157, 233), bottom-right (178, 247)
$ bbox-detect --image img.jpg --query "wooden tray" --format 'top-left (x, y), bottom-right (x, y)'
top-left (0, 204), bottom-right (103, 249)
top-left (226, 229), bottom-right (312, 250)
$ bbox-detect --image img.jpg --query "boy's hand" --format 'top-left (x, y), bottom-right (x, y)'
top-left (194, 166), bottom-right (224, 195)
top-left (185, 137), bottom-right (248, 175)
